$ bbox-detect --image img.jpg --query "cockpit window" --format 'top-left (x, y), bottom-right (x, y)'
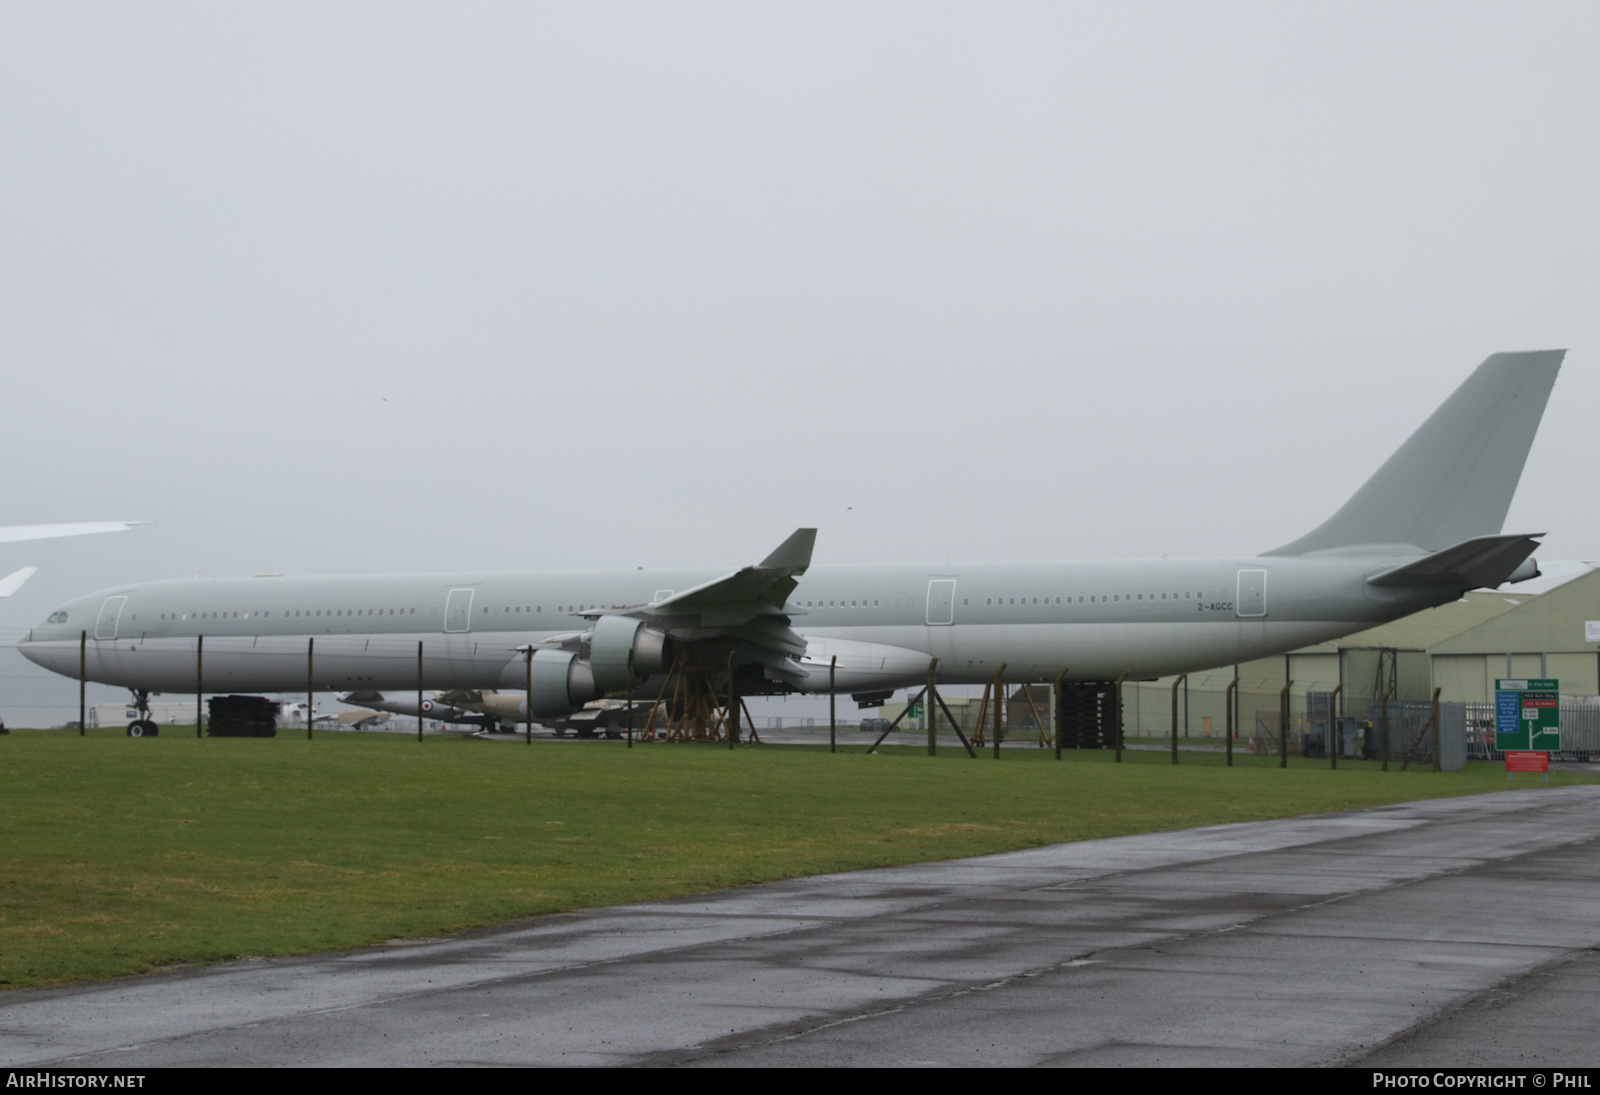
top-left (47, 611), bottom-right (67, 624)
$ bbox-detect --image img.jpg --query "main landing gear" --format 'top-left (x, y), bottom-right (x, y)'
top-left (126, 688), bottom-right (159, 737)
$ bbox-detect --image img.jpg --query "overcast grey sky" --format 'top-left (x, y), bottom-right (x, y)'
top-left (3, 3), bottom-right (1597, 723)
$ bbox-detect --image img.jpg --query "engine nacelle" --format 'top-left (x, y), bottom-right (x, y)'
top-left (1505, 557), bottom-right (1540, 584)
top-left (589, 615), bottom-right (668, 691)
top-left (528, 648), bottom-right (600, 717)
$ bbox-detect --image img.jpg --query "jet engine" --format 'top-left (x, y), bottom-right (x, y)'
top-left (527, 648), bottom-right (600, 717)
top-left (587, 615), bottom-right (668, 691)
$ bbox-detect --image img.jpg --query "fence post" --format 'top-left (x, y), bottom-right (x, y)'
top-left (1279, 680), bottom-right (1293, 769)
top-left (1431, 687), bottom-right (1442, 773)
top-left (78, 631), bottom-right (86, 737)
top-left (1113, 672), bottom-right (1128, 762)
top-left (829, 655), bottom-right (837, 754)
top-left (307, 638), bottom-right (315, 741)
top-left (1328, 683), bottom-right (1343, 770)
top-left (196, 634), bottom-right (204, 738)
top-left (992, 668), bottom-right (1004, 760)
top-left (1381, 684), bottom-right (1394, 771)
top-left (1224, 677), bottom-right (1238, 767)
top-left (1170, 674), bottom-right (1186, 765)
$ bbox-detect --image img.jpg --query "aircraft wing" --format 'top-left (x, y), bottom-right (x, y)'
top-left (580, 528), bottom-right (816, 686)
top-left (0, 566), bottom-right (38, 597)
top-left (0, 521), bottom-right (146, 544)
top-left (643, 528), bottom-right (815, 627)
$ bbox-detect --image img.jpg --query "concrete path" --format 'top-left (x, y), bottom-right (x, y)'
top-left (4, 786), bottom-right (1599, 1067)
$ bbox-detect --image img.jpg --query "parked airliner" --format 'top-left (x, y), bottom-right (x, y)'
top-left (18, 352), bottom-right (1561, 728)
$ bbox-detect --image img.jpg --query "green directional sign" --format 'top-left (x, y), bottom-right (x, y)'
top-left (1495, 679), bottom-right (1560, 752)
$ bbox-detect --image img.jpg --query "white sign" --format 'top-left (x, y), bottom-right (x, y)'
top-left (1586, 620), bottom-right (1600, 643)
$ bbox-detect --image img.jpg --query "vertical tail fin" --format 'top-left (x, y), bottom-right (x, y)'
top-left (1264, 350), bottom-right (1563, 556)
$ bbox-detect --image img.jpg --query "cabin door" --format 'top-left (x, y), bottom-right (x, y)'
top-left (1236, 569), bottom-right (1267, 617)
top-left (925, 579), bottom-right (956, 625)
top-left (94, 596), bottom-right (126, 640)
top-left (444, 588), bottom-right (475, 633)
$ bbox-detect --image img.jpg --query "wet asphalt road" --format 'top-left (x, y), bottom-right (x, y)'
top-left (4, 785), bottom-right (1598, 1067)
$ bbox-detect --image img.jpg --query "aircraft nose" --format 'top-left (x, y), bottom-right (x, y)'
top-left (16, 634), bottom-right (74, 676)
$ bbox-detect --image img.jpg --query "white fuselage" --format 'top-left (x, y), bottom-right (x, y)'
top-left (18, 554), bottom-right (1445, 698)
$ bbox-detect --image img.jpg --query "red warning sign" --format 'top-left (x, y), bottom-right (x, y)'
top-left (1505, 751), bottom-right (1550, 774)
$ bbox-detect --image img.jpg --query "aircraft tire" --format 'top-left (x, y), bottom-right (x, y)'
top-left (604, 720), bottom-right (622, 740)
top-left (126, 720), bottom-right (158, 737)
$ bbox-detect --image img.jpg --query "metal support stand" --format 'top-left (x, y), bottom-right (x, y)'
top-left (1053, 669), bottom-right (1068, 760)
top-left (626, 650), bottom-right (634, 750)
top-left (992, 675), bottom-right (1003, 760)
top-left (1020, 684), bottom-right (1049, 747)
top-left (984, 664), bottom-right (1007, 758)
top-left (972, 681), bottom-right (990, 747)
top-left (524, 645), bottom-right (533, 745)
top-left (932, 689), bottom-right (977, 758)
top-left (636, 659), bottom-right (678, 743)
top-left (660, 650), bottom-right (739, 743)
top-left (867, 685), bottom-right (927, 753)
top-left (926, 660), bottom-right (938, 756)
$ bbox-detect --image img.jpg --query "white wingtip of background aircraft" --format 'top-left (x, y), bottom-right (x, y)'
top-left (0, 522), bottom-right (145, 599)
top-left (0, 566), bottom-right (39, 598)
top-left (0, 521), bottom-right (148, 545)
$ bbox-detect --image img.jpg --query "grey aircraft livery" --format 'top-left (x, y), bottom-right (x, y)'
top-left (20, 351), bottom-right (1562, 733)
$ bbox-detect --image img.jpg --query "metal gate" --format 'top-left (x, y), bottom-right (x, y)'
top-left (444, 588), bottom-right (475, 633)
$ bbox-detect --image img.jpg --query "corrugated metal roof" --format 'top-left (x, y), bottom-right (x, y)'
top-left (1288, 590), bottom-right (1529, 654)
top-left (1429, 568), bottom-right (1600, 654)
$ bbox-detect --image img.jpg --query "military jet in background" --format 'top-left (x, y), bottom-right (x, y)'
top-left (342, 689), bottom-right (657, 738)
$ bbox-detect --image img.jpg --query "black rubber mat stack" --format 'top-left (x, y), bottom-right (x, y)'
top-left (1058, 683), bottom-right (1122, 749)
top-left (206, 695), bottom-right (280, 737)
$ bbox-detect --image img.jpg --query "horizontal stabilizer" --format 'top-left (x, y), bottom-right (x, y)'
top-left (1367, 534), bottom-right (1542, 590)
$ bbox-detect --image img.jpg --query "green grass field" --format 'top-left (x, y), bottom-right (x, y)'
top-left (1, 728), bottom-right (1589, 990)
